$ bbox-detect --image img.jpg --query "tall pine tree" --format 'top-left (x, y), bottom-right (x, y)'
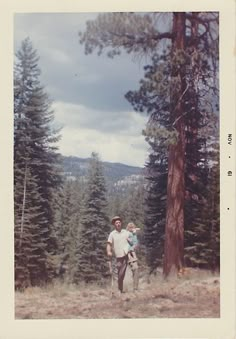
top-left (127, 20), bottom-right (218, 274)
top-left (14, 38), bottom-right (62, 288)
top-left (52, 177), bottom-right (84, 281)
top-left (79, 12), bottom-right (219, 276)
top-left (75, 152), bottom-right (110, 283)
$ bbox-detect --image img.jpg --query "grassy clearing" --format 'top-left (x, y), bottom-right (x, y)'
top-left (15, 268), bottom-right (220, 319)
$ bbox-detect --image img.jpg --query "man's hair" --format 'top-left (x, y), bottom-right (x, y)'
top-left (111, 216), bottom-right (122, 224)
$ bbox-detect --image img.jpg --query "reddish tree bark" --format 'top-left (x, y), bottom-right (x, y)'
top-left (163, 13), bottom-right (186, 277)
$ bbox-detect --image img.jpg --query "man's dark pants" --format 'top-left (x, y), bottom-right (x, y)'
top-left (116, 255), bottom-right (128, 292)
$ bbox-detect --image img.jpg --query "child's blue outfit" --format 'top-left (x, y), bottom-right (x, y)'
top-left (127, 231), bottom-right (138, 263)
top-left (127, 231), bottom-right (138, 252)
top-left (127, 231), bottom-right (139, 290)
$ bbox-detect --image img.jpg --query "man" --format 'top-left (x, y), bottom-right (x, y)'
top-left (107, 216), bottom-right (138, 294)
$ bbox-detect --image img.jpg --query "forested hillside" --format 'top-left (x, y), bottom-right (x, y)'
top-left (62, 155), bottom-right (143, 184)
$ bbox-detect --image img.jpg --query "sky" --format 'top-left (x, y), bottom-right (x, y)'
top-left (14, 13), bottom-right (150, 167)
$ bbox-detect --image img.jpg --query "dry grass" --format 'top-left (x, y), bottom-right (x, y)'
top-left (15, 268), bottom-right (220, 319)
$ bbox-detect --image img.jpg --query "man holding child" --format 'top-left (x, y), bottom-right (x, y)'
top-left (107, 216), bottom-right (139, 294)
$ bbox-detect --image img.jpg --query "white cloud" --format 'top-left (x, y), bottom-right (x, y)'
top-left (59, 127), bottom-right (148, 167)
top-left (52, 101), bottom-right (148, 134)
top-left (52, 101), bottom-right (149, 166)
top-left (14, 13), bottom-right (150, 166)
top-left (46, 48), bottom-right (71, 64)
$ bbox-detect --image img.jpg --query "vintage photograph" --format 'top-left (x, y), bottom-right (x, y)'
top-left (14, 12), bottom-right (220, 319)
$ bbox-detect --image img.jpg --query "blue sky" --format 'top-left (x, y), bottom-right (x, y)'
top-left (14, 13), bottom-right (150, 167)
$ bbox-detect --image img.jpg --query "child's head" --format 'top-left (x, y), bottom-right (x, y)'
top-left (126, 222), bottom-right (136, 232)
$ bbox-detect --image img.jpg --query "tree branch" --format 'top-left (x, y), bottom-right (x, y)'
top-left (108, 30), bottom-right (174, 44)
top-left (186, 13), bottom-right (219, 25)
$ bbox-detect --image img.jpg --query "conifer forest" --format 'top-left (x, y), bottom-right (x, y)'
top-left (14, 12), bottom-right (219, 298)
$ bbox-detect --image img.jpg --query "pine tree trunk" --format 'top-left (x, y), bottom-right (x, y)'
top-left (163, 13), bottom-right (186, 277)
top-left (20, 161), bottom-right (28, 248)
top-left (188, 12), bottom-right (199, 170)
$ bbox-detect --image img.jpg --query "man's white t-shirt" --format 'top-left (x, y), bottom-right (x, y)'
top-left (107, 229), bottom-right (130, 258)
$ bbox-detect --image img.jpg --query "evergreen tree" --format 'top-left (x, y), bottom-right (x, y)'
top-left (14, 162), bottom-right (43, 289)
top-left (14, 38), bottom-right (62, 288)
top-left (75, 152), bottom-right (110, 283)
top-left (125, 52), bottom-right (171, 272)
top-left (118, 182), bottom-right (145, 228)
top-left (52, 177), bottom-right (84, 281)
top-left (127, 41), bottom-right (218, 272)
top-left (79, 12), bottom-right (219, 276)
top-left (184, 133), bottom-right (220, 270)
top-left (107, 192), bottom-right (123, 224)
top-left (143, 140), bottom-right (168, 272)
top-left (206, 158), bottom-right (220, 271)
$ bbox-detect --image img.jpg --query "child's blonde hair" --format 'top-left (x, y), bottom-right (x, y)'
top-left (126, 222), bottom-right (136, 230)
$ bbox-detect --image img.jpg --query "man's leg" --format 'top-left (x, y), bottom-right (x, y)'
top-left (116, 256), bottom-right (128, 292)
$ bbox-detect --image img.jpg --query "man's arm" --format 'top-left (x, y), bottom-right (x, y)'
top-left (107, 241), bottom-right (113, 257)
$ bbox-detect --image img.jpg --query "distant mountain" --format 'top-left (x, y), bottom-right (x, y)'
top-left (62, 156), bottom-right (144, 185)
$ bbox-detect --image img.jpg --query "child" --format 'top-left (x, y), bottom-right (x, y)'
top-left (126, 222), bottom-right (140, 291)
top-left (126, 222), bottom-right (139, 263)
